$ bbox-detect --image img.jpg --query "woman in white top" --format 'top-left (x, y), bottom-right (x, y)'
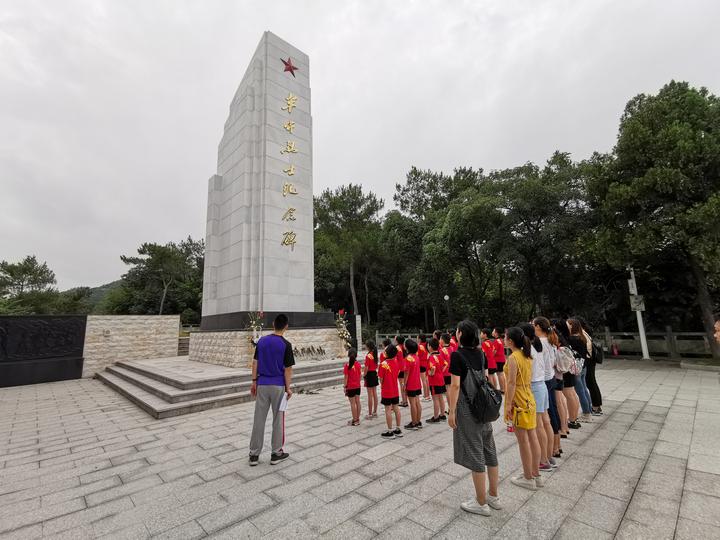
top-left (534, 316), bottom-right (563, 460)
top-left (521, 323), bottom-right (555, 472)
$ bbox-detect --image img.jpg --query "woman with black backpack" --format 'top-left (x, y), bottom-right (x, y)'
top-left (447, 320), bottom-right (501, 516)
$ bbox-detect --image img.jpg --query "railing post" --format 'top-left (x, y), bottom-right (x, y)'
top-left (666, 325), bottom-right (679, 359)
top-left (604, 326), bottom-right (612, 352)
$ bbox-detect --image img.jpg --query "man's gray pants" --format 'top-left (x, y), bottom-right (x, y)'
top-left (249, 385), bottom-right (285, 456)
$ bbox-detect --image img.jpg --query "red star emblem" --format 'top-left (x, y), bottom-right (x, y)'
top-left (281, 57), bottom-right (299, 77)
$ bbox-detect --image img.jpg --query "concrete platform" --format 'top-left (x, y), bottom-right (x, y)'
top-left (1, 359), bottom-right (718, 538)
top-left (96, 357), bottom-right (345, 419)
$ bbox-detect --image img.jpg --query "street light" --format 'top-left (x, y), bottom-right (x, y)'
top-left (443, 295), bottom-right (450, 325)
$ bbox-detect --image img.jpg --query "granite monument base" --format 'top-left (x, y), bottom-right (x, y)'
top-left (200, 311), bottom-right (335, 331)
top-left (189, 327), bottom-right (346, 369)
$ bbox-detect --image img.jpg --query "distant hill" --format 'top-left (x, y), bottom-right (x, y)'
top-left (87, 280), bottom-right (123, 306)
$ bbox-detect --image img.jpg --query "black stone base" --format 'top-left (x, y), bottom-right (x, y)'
top-left (0, 357), bottom-right (84, 388)
top-left (200, 311), bottom-right (335, 332)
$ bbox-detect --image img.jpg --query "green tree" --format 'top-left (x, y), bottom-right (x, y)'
top-left (589, 81), bottom-right (720, 358)
top-left (0, 255), bottom-right (56, 296)
top-left (314, 184), bottom-right (384, 318)
top-left (106, 237), bottom-right (204, 322)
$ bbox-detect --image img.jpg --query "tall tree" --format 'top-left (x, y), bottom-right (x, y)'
top-left (314, 184), bottom-right (384, 318)
top-left (589, 81), bottom-right (720, 358)
top-left (0, 255), bottom-right (56, 296)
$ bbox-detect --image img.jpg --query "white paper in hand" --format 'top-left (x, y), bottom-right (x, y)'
top-left (279, 392), bottom-right (289, 412)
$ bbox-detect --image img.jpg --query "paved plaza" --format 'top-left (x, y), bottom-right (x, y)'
top-left (1, 360), bottom-right (719, 539)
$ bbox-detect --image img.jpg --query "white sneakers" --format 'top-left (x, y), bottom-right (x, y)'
top-left (487, 493), bottom-right (503, 510)
top-left (511, 475), bottom-right (538, 491)
top-left (534, 475), bottom-right (545, 488)
top-left (461, 499), bottom-right (491, 516)
top-left (460, 492), bottom-right (502, 515)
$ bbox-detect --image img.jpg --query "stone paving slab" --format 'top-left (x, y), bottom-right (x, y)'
top-left (0, 359), bottom-right (719, 538)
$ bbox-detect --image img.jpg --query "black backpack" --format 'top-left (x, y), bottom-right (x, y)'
top-left (459, 349), bottom-right (502, 424)
top-left (591, 341), bottom-right (604, 365)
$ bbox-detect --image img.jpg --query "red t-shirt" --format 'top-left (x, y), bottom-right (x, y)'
top-left (404, 354), bottom-right (422, 391)
top-left (417, 342), bottom-right (429, 368)
top-left (396, 345), bottom-right (406, 373)
top-left (379, 350), bottom-right (387, 364)
top-left (344, 361), bottom-right (362, 390)
top-left (364, 352), bottom-right (377, 372)
top-left (481, 340), bottom-right (497, 369)
top-left (440, 347), bottom-right (451, 375)
top-left (493, 339), bottom-right (506, 363)
top-left (428, 353), bottom-right (445, 386)
top-left (379, 358), bottom-right (400, 398)
top-left (450, 337), bottom-right (458, 353)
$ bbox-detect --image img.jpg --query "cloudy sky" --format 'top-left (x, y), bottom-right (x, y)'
top-left (2, 0), bottom-right (719, 289)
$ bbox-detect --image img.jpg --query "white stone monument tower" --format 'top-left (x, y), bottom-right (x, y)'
top-left (191, 32), bottom-right (340, 366)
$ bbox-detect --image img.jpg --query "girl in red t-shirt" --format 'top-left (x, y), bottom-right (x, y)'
top-left (363, 340), bottom-right (379, 419)
top-left (378, 344), bottom-right (403, 439)
top-left (403, 339), bottom-right (423, 430)
top-left (343, 349), bottom-right (362, 426)
top-left (493, 327), bottom-right (507, 394)
top-left (481, 328), bottom-right (499, 390)
top-left (426, 338), bottom-right (447, 423)
top-left (418, 335), bottom-right (431, 401)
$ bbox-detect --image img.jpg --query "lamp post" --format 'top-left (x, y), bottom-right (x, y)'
top-left (443, 295), bottom-right (450, 326)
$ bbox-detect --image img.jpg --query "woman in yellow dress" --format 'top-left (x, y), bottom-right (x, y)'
top-left (504, 326), bottom-right (542, 490)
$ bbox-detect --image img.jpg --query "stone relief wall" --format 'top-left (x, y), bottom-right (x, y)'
top-left (83, 315), bottom-right (180, 377)
top-left (189, 328), bottom-right (346, 368)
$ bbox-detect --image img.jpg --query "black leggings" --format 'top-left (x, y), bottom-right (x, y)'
top-left (585, 361), bottom-right (602, 407)
top-left (545, 379), bottom-right (560, 434)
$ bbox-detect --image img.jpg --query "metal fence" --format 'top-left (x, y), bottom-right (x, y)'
top-left (377, 327), bottom-right (713, 359)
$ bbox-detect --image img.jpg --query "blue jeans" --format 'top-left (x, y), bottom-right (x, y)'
top-left (575, 365), bottom-right (592, 414)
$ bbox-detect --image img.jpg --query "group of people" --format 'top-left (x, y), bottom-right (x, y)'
top-left (341, 316), bottom-right (604, 516)
top-left (246, 313), bottom-right (607, 517)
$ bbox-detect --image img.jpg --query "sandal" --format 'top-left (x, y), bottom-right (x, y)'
top-left (351, 420), bottom-right (360, 426)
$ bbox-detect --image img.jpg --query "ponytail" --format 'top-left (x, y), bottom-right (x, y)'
top-left (506, 327), bottom-right (531, 358)
top-left (365, 340), bottom-right (378, 364)
top-left (522, 336), bottom-right (532, 358)
top-left (348, 348), bottom-right (357, 369)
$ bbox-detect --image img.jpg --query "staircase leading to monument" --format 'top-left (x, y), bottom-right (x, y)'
top-left (96, 356), bottom-right (345, 419)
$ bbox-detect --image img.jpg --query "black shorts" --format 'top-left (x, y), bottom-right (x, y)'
top-left (420, 366), bottom-right (427, 373)
top-left (431, 385), bottom-right (447, 395)
top-left (345, 388), bottom-right (361, 397)
top-left (496, 361), bottom-right (505, 371)
top-left (488, 367), bottom-right (497, 375)
top-left (381, 396), bottom-right (400, 406)
top-left (444, 375), bottom-right (451, 385)
top-left (398, 371), bottom-right (405, 379)
top-left (407, 389), bottom-right (422, 397)
top-left (553, 378), bottom-right (564, 390)
top-left (364, 371), bottom-right (379, 388)
top-left (563, 372), bottom-right (575, 388)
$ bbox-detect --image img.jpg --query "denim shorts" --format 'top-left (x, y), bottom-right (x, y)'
top-left (531, 380), bottom-right (549, 413)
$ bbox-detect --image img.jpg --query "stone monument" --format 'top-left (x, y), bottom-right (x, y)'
top-left (190, 32), bottom-right (344, 367)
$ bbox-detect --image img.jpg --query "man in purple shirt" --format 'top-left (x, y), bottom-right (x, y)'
top-left (249, 314), bottom-right (294, 466)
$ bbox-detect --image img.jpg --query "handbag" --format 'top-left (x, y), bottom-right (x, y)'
top-left (512, 355), bottom-right (536, 429)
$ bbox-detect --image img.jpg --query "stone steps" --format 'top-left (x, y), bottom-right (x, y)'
top-left (96, 357), bottom-right (347, 419)
top-left (104, 364), bottom-right (345, 404)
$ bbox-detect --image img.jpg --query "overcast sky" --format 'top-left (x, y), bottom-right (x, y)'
top-left (2, 0), bottom-right (719, 289)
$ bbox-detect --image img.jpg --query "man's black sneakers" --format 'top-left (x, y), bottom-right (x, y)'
top-left (438, 414), bottom-right (447, 421)
top-left (381, 431), bottom-right (395, 439)
top-left (404, 422), bottom-right (415, 430)
top-left (426, 416), bottom-right (441, 423)
top-left (249, 455), bottom-right (259, 466)
top-left (270, 452), bottom-right (289, 465)
top-left (393, 428), bottom-right (404, 437)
